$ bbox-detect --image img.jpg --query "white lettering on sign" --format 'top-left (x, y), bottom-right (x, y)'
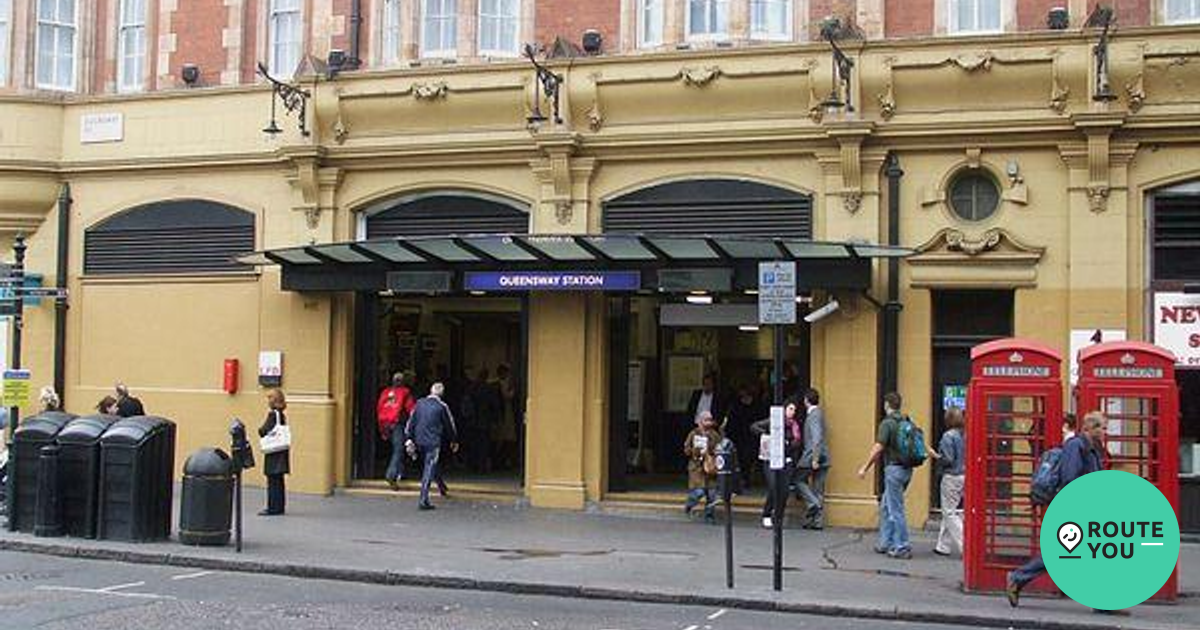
top-left (758, 261), bottom-right (797, 325)
top-left (80, 112), bottom-right (124, 144)
top-left (1154, 293), bottom-right (1200, 367)
top-left (982, 365), bottom-right (1052, 378)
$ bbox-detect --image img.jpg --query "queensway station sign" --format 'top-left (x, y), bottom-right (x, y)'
top-left (464, 271), bottom-right (642, 292)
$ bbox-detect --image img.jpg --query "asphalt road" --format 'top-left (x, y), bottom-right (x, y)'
top-left (0, 550), bottom-right (985, 630)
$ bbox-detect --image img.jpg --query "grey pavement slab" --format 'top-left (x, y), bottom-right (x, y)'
top-left (1, 488), bottom-right (1196, 630)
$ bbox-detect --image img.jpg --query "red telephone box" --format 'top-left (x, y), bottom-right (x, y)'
top-left (965, 339), bottom-right (1064, 593)
top-left (1076, 341), bottom-right (1179, 601)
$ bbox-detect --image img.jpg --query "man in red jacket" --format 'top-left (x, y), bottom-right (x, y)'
top-left (378, 372), bottom-right (416, 489)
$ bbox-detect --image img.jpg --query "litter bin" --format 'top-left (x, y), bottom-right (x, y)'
top-left (56, 414), bottom-right (119, 538)
top-left (8, 411), bottom-right (75, 532)
top-left (179, 448), bottom-right (234, 546)
top-left (97, 416), bottom-right (177, 542)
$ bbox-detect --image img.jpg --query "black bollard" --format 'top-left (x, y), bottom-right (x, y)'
top-left (33, 445), bottom-right (63, 537)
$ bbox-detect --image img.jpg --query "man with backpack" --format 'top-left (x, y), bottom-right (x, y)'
top-left (1006, 411), bottom-right (1107, 607)
top-left (378, 372), bottom-right (417, 490)
top-left (857, 392), bottom-right (926, 559)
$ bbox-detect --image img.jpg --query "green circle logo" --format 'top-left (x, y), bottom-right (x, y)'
top-left (1042, 470), bottom-right (1180, 609)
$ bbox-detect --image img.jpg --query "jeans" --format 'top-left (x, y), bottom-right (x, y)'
top-left (384, 422), bottom-right (407, 483)
top-left (1009, 553), bottom-right (1046, 588)
top-left (685, 487), bottom-right (716, 518)
top-left (266, 474), bottom-right (286, 515)
top-left (795, 465), bottom-right (828, 527)
top-left (877, 464), bottom-right (912, 553)
top-left (418, 445), bottom-right (443, 507)
top-left (936, 473), bottom-right (965, 555)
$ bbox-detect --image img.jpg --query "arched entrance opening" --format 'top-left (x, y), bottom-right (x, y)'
top-left (352, 192), bottom-right (531, 495)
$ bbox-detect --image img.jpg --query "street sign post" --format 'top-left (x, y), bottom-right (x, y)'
top-left (758, 261), bottom-right (796, 593)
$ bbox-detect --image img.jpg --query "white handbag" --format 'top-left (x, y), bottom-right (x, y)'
top-left (260, 411), bottom-right (292, 454)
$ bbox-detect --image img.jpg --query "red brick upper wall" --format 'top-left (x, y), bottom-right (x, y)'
top-left (885, 0), bottom-right (934, 37)
top-left (811, 0), bottom-right (859, 36)
top-left (535, 0), bottom-right (621, 52)
top-left (171, 0), bottom-right (229, 87)
top-left (1018, 0), bottom-right (1061, 31)
top-left (1090, 0), bottom-right (1151, 27)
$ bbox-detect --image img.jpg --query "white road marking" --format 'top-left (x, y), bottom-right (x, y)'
top-left (99, 581), bottom-right (145, 592)
top-left (171, 571), bottom-right (215, 581)
top-left (35, 585), bottom-right (176, 600)
top-left (707, 609), bottom-right (727, 621)
top-left (683, 625), bottom-right (699, 630)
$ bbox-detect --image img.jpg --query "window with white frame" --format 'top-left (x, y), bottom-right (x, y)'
top-left (688, 0), bottom-right (730, 39)
top-left (948, 0), bottom-right (1001, 34)
top-left (269, 0), bottom-right (302, 77)
top-left (479, 0), bottom-right (519, 56)
top-left (422, 0), bottom-right (457, 57)
top-left (381, 0), bottom-right (403, 64)
top-left (1165, 0), bottom-right (1200, 23)
top-left (117, 0), bottom-right (147, 92)
top-left (639, 0), bottom-right (664, 47)
top-left (750, 0), bottom-right (791, 40)
top-left (37, 0), bottom-right (78, 90)
top-left (0, 0), bottom-right (10, 86)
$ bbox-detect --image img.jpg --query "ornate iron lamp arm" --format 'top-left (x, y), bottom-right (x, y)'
top-left (257, 62), bottom-right (312, 137)
top-left (523, 44), bottom-right (563, 125)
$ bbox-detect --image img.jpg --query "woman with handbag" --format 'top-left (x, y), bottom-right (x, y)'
top-left (258, 388), bottom-right (291, 516)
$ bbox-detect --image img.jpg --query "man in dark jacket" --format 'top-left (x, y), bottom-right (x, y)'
top-left (114, 383), bottom-right (145, 417)
top-left (406, 382), bottom-right (459, 510)
top-left (1006, 411), bottom-right (1107, 606)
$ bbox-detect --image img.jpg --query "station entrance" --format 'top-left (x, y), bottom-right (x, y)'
top-left (353, 294), bottom-right (527, 490)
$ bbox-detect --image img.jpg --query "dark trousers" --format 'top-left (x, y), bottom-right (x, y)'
top-left (418, 445), bottom-right (447, 506)
top-left (266, 474), bottom-right (286, 514)
top-left (385, 422), bottom-right (407, 482)
top-left (761, 462), bottom-right (792, 519)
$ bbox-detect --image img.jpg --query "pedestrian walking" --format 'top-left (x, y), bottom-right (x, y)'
top-left (95, 395), bottom-right (119, 415)
top-left (257, 388), bottom-right (291, 516)
top-left (406, 382), bottom-right (459, 510)
top-left (377, 372), bottom-right (417, 490)
top-left (683, 411), bottom-right (722, 523)
top-left (114, 383), bottom-right (145, 417)
top-left (1006, 411), bottom-right (1107, 607)
top-left (931, 407), bottom-right (965, 556)
top-left (795, 388), bottom-right (830, 530)
top-left (752, 399), bottom-right (802, 529)
top-left (857, 392), bottom-right (923, 559)
top-left (38, 386), bottom-right (61, 413)
top-left (687, 374), bottom-right (726, 425)
top-left (723, 385), bottom-right (764, 490)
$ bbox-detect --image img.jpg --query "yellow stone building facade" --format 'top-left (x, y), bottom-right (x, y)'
top-left (3, 22), bottom-right (1200, 530)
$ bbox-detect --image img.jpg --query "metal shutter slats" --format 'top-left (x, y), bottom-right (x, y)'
top-left (84, 200), bottom-right (255, 275)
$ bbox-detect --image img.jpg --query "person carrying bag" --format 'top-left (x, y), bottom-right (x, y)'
top-left (258, 388), bottom-right (291, 516)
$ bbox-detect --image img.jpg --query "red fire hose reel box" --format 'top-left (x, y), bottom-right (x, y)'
top-left (1076, 340), bottom-right (1179, 601)
top-left (964, 338), bottom-right (1064, 594)
top-left (223, 358), bottom-right (239, 395)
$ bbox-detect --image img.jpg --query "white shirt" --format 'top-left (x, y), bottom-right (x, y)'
top-left (695, 391), bottom-right (714, 421)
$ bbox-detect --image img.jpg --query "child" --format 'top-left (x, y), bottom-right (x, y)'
top-left (932, 407), bottom-right (965, 556)
top-left (684, 411), bottom-right (722, 523)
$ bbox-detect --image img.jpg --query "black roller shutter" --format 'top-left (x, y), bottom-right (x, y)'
top-left (1153, 195), bottom-right (1200, 281)
top-left (84, 200), bottom-right (255, 275)
top-left (602, 179), bottom-right (812, 239)
top-left (365, 194), bottom-right (530, 239)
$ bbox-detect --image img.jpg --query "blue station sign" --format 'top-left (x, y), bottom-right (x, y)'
top-left (464, 271), bottom-right (642, 292)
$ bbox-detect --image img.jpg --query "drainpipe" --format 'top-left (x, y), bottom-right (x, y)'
top-left (347, 0), bottom-right (363, 70)
top-left (54, 183), bottom-right (71, 407)
top-left (880, 154), bottom-right (903, 398)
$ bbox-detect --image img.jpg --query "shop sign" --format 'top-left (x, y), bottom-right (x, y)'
top-left (1153, 292), bottom-right (1200, 367)
top-left (258, 351), bottom-right (283, 387)
top-left (2, 369), bottom-right (31, 407)
top-left (758, 261), bottom-right (796, 325)
top-left (80, 112), bottom-right (124, 144)
top-left (943, 385), bottom-right (967, 410)
top-left (463, 271), bottom-right (641, 292)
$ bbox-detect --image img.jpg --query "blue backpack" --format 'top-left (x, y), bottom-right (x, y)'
top-left (894, 416), bottom-right (927, 468)
top-left (1031, 447), bottom-right (1064, 506)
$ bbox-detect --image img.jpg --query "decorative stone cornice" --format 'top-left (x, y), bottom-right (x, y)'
top-left (0, 171), bottom-right (60, 236)
top-left (912, 227), bottom-right (1045, 261)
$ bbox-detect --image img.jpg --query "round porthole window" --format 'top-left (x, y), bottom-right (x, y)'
top-left (948, 171), bottom-right (1001, 222)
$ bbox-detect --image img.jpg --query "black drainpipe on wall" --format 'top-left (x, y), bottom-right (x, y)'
top-left (54, 183), bottom-right (71, 406)
top-left (348, 0), bottom-right (363, 69)
top-left (880, 154), bottom-right (904, 398)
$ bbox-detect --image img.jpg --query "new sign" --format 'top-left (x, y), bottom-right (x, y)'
top-left (464, 271), bottom-right (641, 292)
top-left (1153, 292), bottom-right (1200, 367)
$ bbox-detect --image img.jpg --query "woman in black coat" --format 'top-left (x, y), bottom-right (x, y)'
top-left (258, 388), bottom-right (290, 516)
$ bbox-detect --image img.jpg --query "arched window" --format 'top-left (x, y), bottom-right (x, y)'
top-left (603, 179), bottom-right (812, 239)
top-left (85, 199), bottom-right (255, 275)
top-left (363, 192), bottom-right (529, 239)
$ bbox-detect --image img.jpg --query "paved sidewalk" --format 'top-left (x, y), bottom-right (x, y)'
top-left (1, 489), bottom-right (1195, 630)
